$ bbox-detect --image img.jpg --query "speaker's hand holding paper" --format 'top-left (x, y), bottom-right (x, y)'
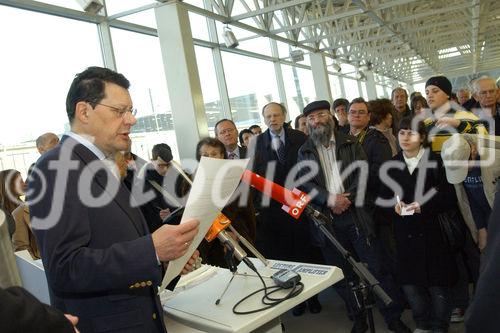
top-left (152, 219), bottom-right (200, 262)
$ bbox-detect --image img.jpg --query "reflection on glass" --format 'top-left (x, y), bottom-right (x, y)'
top-left (221, 52), bottom-right (279, 128)
top-left (194, 46), bottom-right (224, 129)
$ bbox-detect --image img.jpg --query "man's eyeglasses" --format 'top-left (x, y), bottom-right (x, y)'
top-left (348, 109), bottom-right (368, 116)
top-left (91, 102), bottom-right (137, 117)
top-left (218, 128), bottom-right (235, 135)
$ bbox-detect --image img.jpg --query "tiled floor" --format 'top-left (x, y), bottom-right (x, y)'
top-left (281, 288), bottom-right (465, 333)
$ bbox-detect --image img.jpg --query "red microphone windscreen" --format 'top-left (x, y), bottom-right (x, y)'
top-left (241, 170), bottom-right (311, 219)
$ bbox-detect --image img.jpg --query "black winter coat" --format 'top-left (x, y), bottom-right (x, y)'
top-left (381, 149), bottom-right (458, 286)
top-left (297, 130), bottom-right (375, 245)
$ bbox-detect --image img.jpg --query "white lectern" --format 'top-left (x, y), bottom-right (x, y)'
top-left (162, 259), bottom-right (343, 333)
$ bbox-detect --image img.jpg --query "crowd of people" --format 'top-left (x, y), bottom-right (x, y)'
top-left (1, 66), bottom-right (500, 333)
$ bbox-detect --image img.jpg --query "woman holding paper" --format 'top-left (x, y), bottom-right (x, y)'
top-left (380, 116), bottom-right (458, 333)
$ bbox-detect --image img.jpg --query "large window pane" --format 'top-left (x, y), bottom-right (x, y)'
top-left (106, 0), bottom-right (153, 15)
top-left (221, 52), bottom-right (279, 128)
top-left (0, 5), bottom-right (102, 176)
top-left (376, 85), bottom-right (387, 98)
top-left (111, 28), bottom-right (179, 161)
top-left (237, 37), bottom-right (272, 57)
top-left (329, 75), bottom-right (343, 100)
top-left (37, 0), bottom-right (82, 11)
top-left (195, 46), bottom-right (224, 129)
top-left (114, 10), bottom-right (156, 28)
top-left (343, 78), bottom-right (361, 101)
top-left (189, 12), bottom-right (210, 41)
top-left (282, 65), bottom-right (317, 122)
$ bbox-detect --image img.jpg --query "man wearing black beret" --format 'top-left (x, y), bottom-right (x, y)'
top-left (297, 100), bottom-right (411, 333)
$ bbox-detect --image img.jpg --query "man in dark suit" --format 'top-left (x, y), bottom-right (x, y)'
top-left (29, 67), bottom-right (199, 333)
top-left (248, 102), bottom-right (322, 315)
top-left (215, 119), bottom-right (247, 159)
top-left (0, 286), bottom-right (77, 333)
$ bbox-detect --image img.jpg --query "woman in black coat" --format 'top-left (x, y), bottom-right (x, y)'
top-left (381, 116), bottom-right (458, 333)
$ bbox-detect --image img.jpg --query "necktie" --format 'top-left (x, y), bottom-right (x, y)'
top-left (273, 136), bottom-right (286, 164)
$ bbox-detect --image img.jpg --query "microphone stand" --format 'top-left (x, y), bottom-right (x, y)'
top-left (304, 206), bottom-right (392, 333)
top-left (215, 248), bottom-right (237, 305)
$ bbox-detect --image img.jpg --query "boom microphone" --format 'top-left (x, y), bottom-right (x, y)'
top-left (241, 170), bottom-right (393, 307)
top-left (205, 212), bottom-right (256, 270)
top-left (241, 170), bottom-right (328, 223)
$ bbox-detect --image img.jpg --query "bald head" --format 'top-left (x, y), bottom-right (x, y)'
top-left (36, 132), bottom-right (59, 154)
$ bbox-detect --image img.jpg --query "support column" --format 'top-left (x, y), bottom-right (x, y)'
top-left (310, 52), bottom-right (332, 102)
top-left (357, 80), bottom-right (363, 99)
top-left (271, 39), bottom-right (289, 121)
top-left (338, 76), bottom-right (346, 99)
top-left (155, 2), bottom-right (208, 160)
top-left (365, 70), bottom-right (377, 100)
top-left (97, 21), bottom-right (117, 71)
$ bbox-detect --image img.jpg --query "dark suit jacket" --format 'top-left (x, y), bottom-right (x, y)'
top-left (239, 146), bottom-right (247, 159)
top-left (0, 286), bottom-right (74, 333)
top-left (248, 127), bottom-right (314, 262)
top-left (226, 146), bottom-right (247, 159)
top-left (29, 136), bottom-right (165, 333)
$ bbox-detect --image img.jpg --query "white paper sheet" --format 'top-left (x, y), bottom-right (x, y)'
top-left (159, 157), bottom-right (250, 292)
top-left (401, 206), bottom-right (415, 216)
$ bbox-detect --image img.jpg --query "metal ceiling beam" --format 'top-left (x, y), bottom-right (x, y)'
top-left (351, 0), bottom-right (439, 77)
top-left (299, 0), bottom-right (420, 44)
top-left (399, 20), bottom-right (470, 36)
top-left (270, 8), bottom-right (364, 34)
top-left (390, 2), bottom-right (473, 25)
top-left (320, 33), bottom-right (396, 50)
top-left (471, 0), bottom-right (481, 73)
top-left (181, 1), bottom-right (320, 53)
top-left (300, 23), bottom-right (380, 44)
top-left (231, 0), bottom-right (313, 21)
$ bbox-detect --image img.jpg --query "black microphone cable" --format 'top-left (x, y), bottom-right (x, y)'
top-left (232, 260), bottom-right (304, 315)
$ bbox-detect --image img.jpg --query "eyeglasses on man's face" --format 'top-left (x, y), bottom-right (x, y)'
top-left (348, 109), bottom-right (368, 116)
top-left (90, 101), bottom-right (137, 117)
top-left (218, 128), bottom-right (236, 135)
